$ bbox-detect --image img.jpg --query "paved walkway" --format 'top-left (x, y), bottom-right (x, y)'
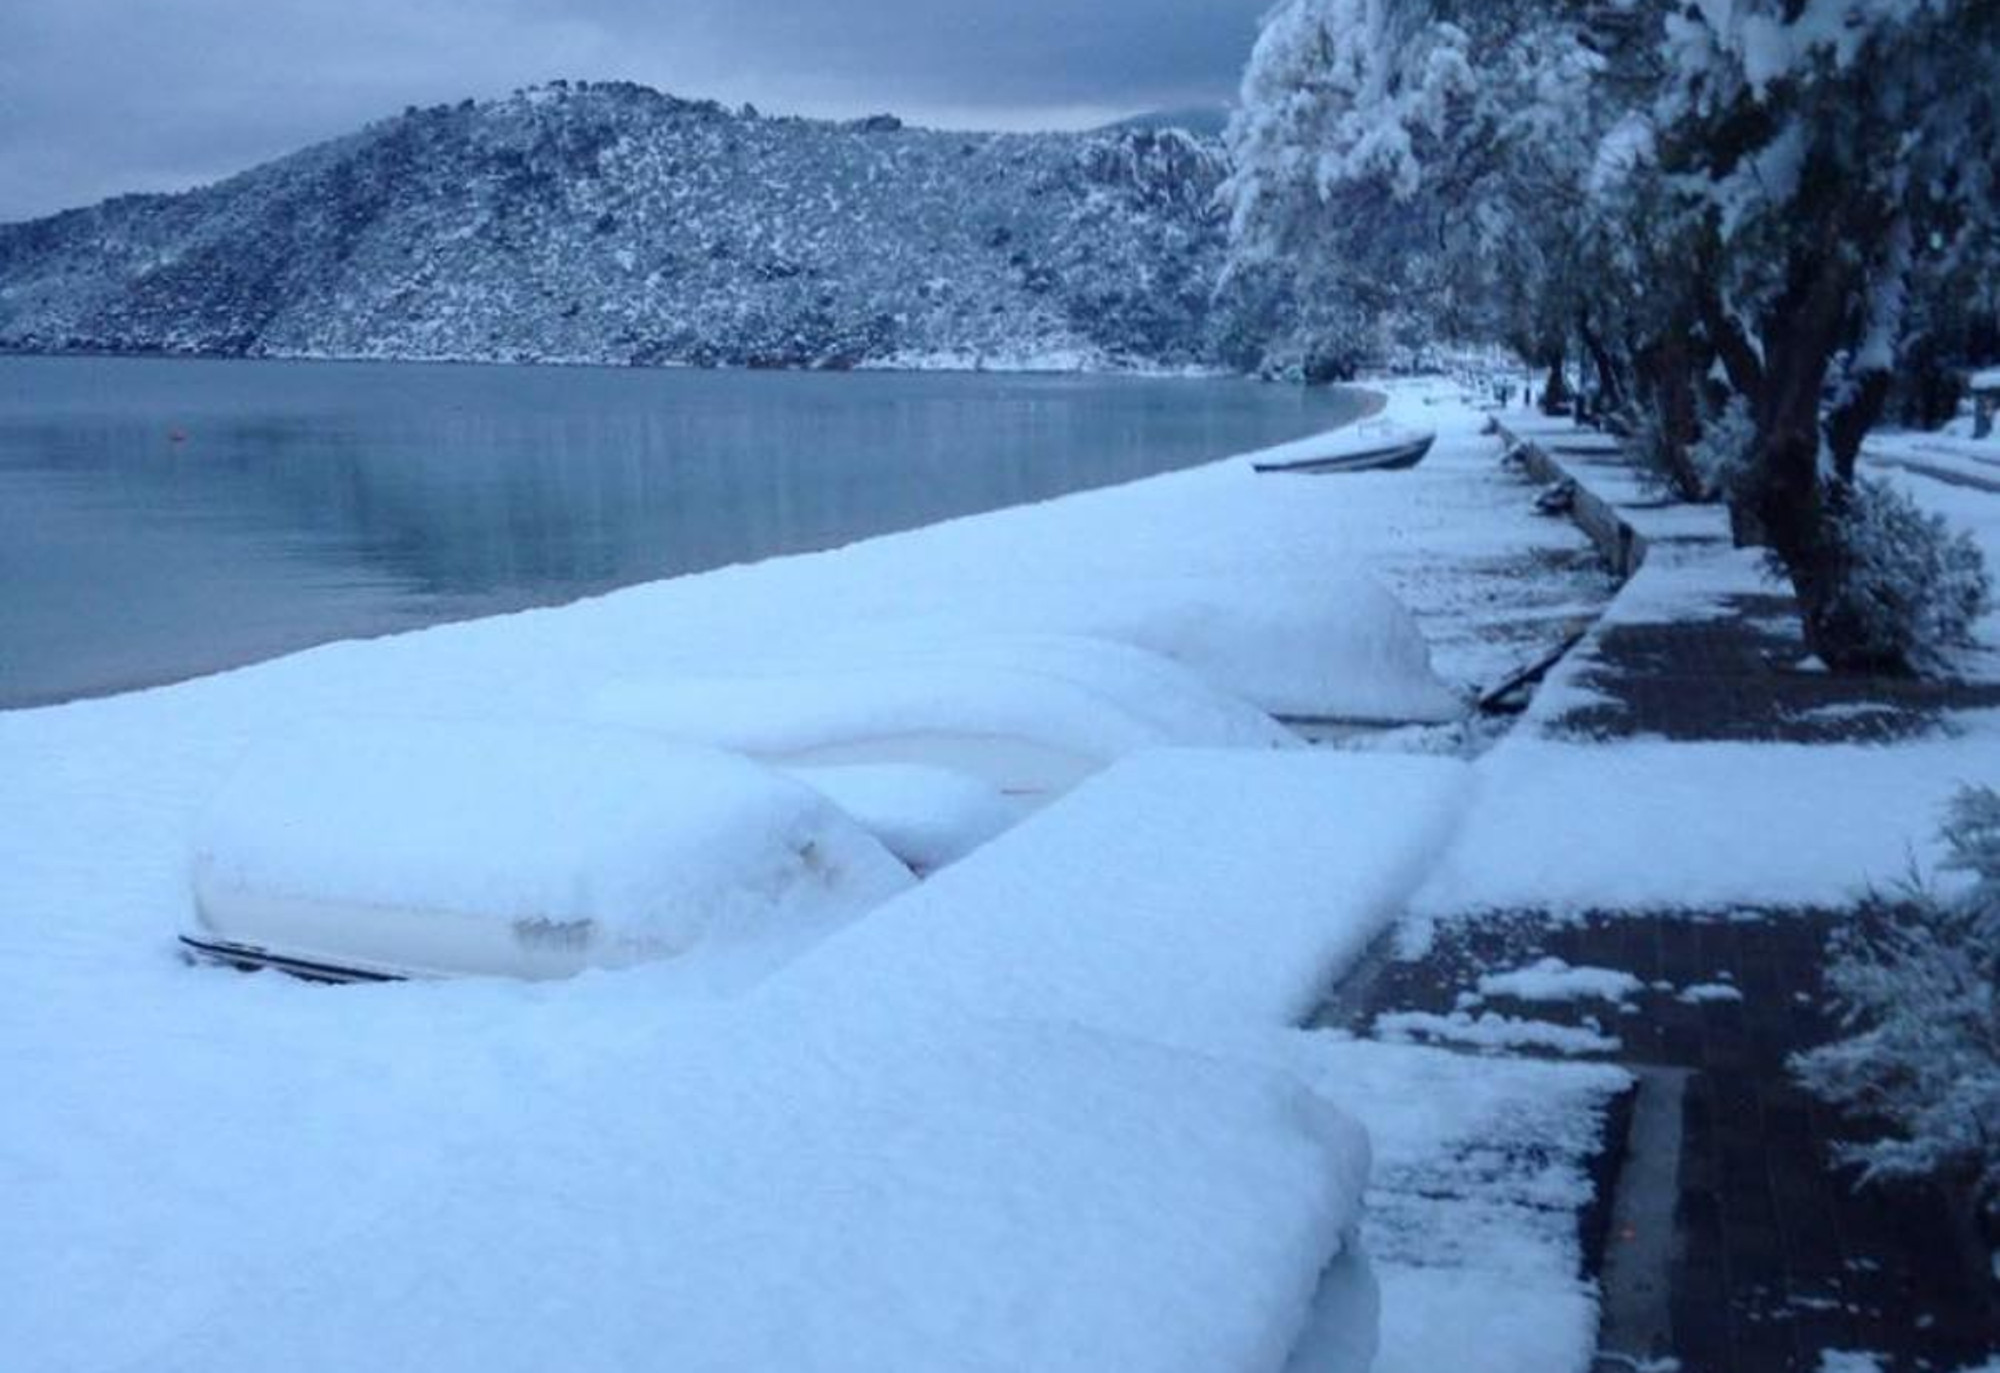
top-left (1334, 909), bottom-right (1995, 1372)
top-left (1864, 430), bottom-right (2000, 494)
top-left (1327, 412), bottom-right (2000, 1372)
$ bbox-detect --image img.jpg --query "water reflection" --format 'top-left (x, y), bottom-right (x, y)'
top-left (0, 356), bottom-right (1365, 708)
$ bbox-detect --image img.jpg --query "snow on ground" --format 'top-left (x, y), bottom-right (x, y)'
top-left (1412, 417), bottom-right (2000, 919)
top-left (1325, 393), bottom-right (1613, 697)
top-left (1373, 1009), bottom-right (1622, 1057)
top-left (1291, 1037), bottom-right (1630, 1373)
top-left (1475, 956), bottom-right (1644, 1004)
top-left (1817, 1352), bottom-right (1889, 1373)
top-left (0, 742), bottom-right (1472, 1373)
top-left (0, 379), bottom-right (1612, 1372)
top-left (1577, 543), bottom-right (1774, 627)
top-left (1413, 726), bottom-right (2000, 916)
top-left (0, 976), bottom-right (1373, 1373)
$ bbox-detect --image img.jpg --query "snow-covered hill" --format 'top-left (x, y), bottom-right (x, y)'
top-left (0, 83), bottom-right (1251, 370)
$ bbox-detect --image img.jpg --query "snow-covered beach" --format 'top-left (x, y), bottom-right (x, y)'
top-left (0, 378), bottom-right (1617, 1371)
top-left (8, 374), bottom-right (1996, 1371)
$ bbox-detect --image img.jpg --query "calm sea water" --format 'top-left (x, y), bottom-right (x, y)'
top-left (0, 355), bottom-right (1367, 709)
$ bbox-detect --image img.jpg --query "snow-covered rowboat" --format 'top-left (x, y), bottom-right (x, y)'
top-left (1247, 423), bottom-right (1436, 475)
top-left (181, 720), bottom-right (916, 984)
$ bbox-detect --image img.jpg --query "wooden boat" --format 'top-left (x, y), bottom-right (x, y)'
top-left (1249, 424), bottom-right (1436, 475)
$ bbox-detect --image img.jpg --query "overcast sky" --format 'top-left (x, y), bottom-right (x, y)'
top-left (0, 0), bottom-right (1266, 224)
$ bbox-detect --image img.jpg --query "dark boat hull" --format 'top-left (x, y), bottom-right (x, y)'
top-left (1252, 434), bottom-right (1435, 475)
top-left (179, 933), bottom-right (405, 984)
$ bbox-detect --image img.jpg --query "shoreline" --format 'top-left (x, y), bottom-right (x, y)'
top-left (0, 369), bottom-right (1383, 714)
top-left (0, 343), bottom-right (1254, 381)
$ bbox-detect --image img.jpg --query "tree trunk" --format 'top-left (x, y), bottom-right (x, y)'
top-left (1826, 370), bottom-right (1891, 482)
top-left (1578, 312), bottom-right (1626, 426)
top-left (1728, 499), bottom-right (1768, 548)
top-left (1638, 317), bottom-right (1709, 502)
top-left (1747, 252), bottom-right (1908, 671)
top-left (1539, 347), bottom-right (1570, 415)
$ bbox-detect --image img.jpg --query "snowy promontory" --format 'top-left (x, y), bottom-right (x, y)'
top-left (0, 83), bottom-right (1246, 371)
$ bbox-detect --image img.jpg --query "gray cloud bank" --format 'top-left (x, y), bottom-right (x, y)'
top-left (0, 0), bottom-right (1264, 223)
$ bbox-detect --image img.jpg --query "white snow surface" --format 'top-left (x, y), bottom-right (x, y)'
top-left (1290, 1037), bottom-right (1629, 1373)
top-left (590, 633), bottom-right (1300, 798)
top-left (1476, 956), bottom-right (1644, 1003)
top-left (190, 718), bottom-right (916, 982)
top-left (1416, 730), bottom-right (2000, 916)
top-left (774, 748), bottom-right (1471, 1042)
top-left (1374, 1009), bottom-right (1622, 1057)
top-left (785, 762), bottom-right (1022, 873)
top-left (0, 746), bottom-right (1470, 1373)
top-left (1, 980), bottom-right (1372, 1373)
top-left (1415, 409), bottom-right (2000, 925)
top-left (1817, 1353), bottom-right (1888, 1373)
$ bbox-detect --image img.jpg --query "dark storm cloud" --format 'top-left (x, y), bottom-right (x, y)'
top-left (0, 0), bottom-right (1267, 223)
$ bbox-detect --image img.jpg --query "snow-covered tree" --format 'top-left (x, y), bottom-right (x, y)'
top-left (1223, 0), bottom-right (1624, 384)
top-left (1650, 0), bottom-right (2000, 668)
top-left (1793, 785), bottom-right (2000, 1247)
top-left (1227, 0), bottom-right (1998, 670)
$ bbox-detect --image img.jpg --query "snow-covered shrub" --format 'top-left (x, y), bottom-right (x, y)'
top-left (1689, 396), bottom-right (1756, 502)
top-left (1793, 786), bottom-right (2000, 1231)
top-left (1803, 478), bottom-right (1990, 672)
top-left (1628, 399), bottom-right (1727, 505)
top-left (1240, 294), bottom-right (1385, 383)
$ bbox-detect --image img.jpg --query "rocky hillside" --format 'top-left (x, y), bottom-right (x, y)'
top-left (0, 84), bottom-right (1249, 370)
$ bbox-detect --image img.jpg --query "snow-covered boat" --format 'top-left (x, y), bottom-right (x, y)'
top-left (180, 640), bottom-right (1299, 984)
top-left (180, 719), bottom-right (917, 984)
top-left (1248, 422), bottom-right (1436, 475)
top-left (584, 635), bottom-right (1300, 803)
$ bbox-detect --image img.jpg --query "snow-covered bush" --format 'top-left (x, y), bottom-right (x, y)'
top-left (1794, 786), bottom-right (2000, 1231)
top-left (1629, 390), bottom-right (1746, 504)
top-left (1688, 396), bottom-right (1756, 502)
top-left (1803, 478), bottom-right (1990, 672)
